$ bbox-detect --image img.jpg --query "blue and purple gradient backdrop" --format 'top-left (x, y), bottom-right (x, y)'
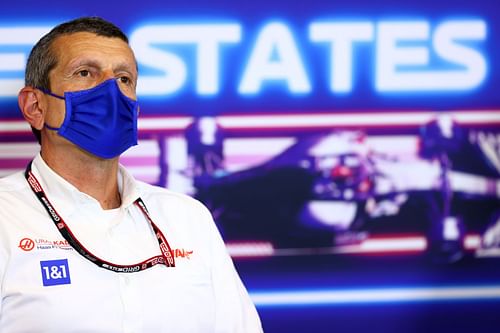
top-left (1, 1), bottom-right (499, 332)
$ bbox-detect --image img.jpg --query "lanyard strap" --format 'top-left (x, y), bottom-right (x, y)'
top-left (25, 161), bottom-right (175, 273)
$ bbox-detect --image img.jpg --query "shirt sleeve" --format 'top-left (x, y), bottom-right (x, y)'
top-left (200, 205), bottom-right (263, 333)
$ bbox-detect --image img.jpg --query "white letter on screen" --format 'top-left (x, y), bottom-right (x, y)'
top-left (239, 22), bottom-right (311, 94)
top-left (309, 22), bottom-right (374, 93)
top-left (130, 26), bottom-right (187, 96)
top-left (376, 21), bottom-right (430, 91)
top-left (376, 20), bottom-right (487, 91)
top-left (432, 20), bottom-right (487, 90)
top-left (130, 24), bottom-right (241, 96)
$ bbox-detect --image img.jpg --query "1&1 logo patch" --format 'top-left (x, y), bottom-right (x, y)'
top-left (40, 259), bottom-right (71, 286)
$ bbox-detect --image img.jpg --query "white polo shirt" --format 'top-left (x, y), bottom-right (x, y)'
top-left (0, 154), bottom-right (262, 333)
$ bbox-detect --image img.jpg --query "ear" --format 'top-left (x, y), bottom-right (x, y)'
top-left (18, 87), bottom-right (46, 130)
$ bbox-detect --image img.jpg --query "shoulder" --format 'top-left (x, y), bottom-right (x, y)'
top-left (0, 171), bottom-right (28, 196)
top-left (0, 171), bottom-right (33, 220)
top-left (0, 172), bottom-right (31, 251)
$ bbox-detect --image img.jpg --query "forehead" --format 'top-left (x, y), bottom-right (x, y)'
top-left (50, 31), bottom-right (136, 70)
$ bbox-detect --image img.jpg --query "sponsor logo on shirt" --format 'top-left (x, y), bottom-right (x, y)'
top-left (18, 237), bottom-right (73, 251)
top-left (40, 259), bottom-right (71, 286)
top-left (174, 248), bottom-right (194, 259)
top-left (19, 238), bottom-right (192, 260)
top-left (18, 238), bottom-right (35, 251)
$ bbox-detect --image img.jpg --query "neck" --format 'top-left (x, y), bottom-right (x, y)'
top-left (40, 147), bottom-right (121, 210)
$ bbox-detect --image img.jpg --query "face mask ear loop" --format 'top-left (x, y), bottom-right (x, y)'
top-left (36, 87), bottom-right (65, 131)
top-left (36, 87), bottom-right (65, 100)
top-left (44, 123), bottom-right (60, 131)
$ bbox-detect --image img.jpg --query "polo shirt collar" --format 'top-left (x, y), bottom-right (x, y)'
top-left (31, 153), bottom-right (141, 218)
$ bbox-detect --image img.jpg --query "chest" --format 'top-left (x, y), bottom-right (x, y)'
top-left (0, 206), bottom-right (215, 333)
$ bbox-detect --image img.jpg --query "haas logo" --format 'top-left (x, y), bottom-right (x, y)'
top-left (18, 238), bottom-right (35, 251)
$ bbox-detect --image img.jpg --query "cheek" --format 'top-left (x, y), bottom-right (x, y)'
top-left (44, 98), bottom-right (67, 127)
top-left (117, 83), bottom-right (137, 100)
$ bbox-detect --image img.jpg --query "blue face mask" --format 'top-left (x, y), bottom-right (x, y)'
top-left (41, 78), bottom-right (139, 159)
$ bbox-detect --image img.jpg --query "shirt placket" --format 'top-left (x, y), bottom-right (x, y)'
top-left (119, 273), bottom-right (142, 333)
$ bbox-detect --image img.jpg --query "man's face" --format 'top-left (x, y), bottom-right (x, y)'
top-left (43, 32), bottom-right (138, 131)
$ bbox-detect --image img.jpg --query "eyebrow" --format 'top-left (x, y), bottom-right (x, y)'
top-left (66, 58), bottom-right (100, 73)
top-left (114, 63), bottom-right (138, 80)
top-left (66, 58), bottom-right (138, 79)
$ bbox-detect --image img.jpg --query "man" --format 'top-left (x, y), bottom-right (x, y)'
top-left (0, 17), bottom-right (262, 332)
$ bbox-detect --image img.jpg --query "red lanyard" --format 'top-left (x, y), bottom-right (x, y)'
top-left (25, 161), bottom-right (175, 273)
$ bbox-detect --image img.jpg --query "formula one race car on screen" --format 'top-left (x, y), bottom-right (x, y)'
top-left (185, 115), bottom-right (500, 262)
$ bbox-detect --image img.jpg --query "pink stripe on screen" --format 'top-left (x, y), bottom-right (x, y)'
top-left (0, 158), bottom-right (31, 169)
top-left (119, 156), bottom-right (158, 167)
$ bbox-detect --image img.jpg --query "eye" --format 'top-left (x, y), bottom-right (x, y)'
top-left (77, 69), bottom-right (90, 77)
top-left (119, 76), bottom-right (132, 85)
